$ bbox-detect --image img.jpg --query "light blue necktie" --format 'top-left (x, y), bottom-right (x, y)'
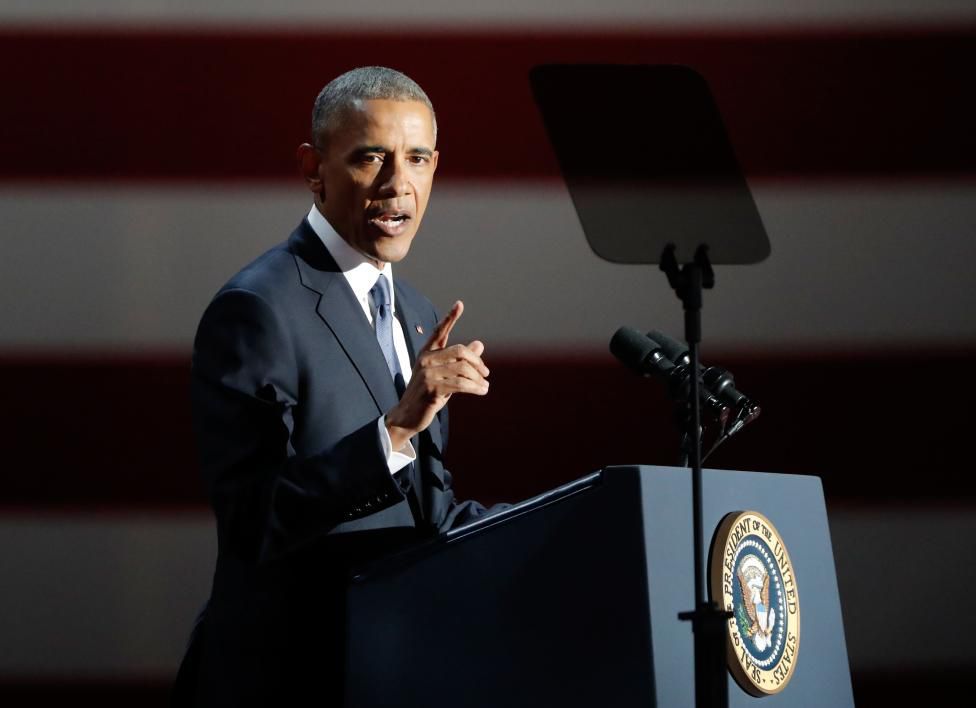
top-left (370, 274), bottom-right (419, 514)
top-left (369, 273), bottom-right (402, 381)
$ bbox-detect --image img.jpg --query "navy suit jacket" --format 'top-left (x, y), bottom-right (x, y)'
top-left (175, 218), bottom-right (489, 706)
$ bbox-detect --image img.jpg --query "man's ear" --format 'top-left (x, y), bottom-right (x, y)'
top-left (431, 149), bottom-right (439, 174)
top-left (297, 143), bottom-right (324, 198)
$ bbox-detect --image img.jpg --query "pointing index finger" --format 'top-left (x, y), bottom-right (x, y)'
top-left (425, 300), bottom-right (463, 352)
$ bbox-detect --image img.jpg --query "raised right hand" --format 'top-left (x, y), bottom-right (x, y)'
top-left (385, 300), bottom-right (489, 450)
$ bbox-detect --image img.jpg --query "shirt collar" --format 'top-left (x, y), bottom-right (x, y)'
top-left (307, 205), bottom-right (396, 313)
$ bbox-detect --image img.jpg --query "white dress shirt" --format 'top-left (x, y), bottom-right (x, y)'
top-left (306, 206), bottom-right (417, 474)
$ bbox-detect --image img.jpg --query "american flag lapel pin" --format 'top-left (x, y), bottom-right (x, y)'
top-left (415, 324), bottom-right (424, 334)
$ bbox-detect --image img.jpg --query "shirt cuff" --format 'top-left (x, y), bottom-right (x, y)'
top-left (377, 415), bottom-right (417, 475)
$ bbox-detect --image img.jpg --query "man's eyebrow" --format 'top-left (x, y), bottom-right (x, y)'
top-left (349, 145), bottom-right (433, 158)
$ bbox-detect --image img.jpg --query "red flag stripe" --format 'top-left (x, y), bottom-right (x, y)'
top-left (2, 26), bottom-right (975, 182)
top-left (2, 349), bottom-right (975, 509)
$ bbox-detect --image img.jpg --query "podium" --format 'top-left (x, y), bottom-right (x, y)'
top-left (343, 466), bottom-right (854, 707)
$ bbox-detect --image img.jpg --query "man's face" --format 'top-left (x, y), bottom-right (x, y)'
top-left (315, 99), bottom-right (438, 267)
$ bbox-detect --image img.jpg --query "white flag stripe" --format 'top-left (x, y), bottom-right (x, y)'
top-left (1, 0), bottom-right (974, 28)
top-left (2, 182), bottom-right (975, 352)
top-left (0, 515), bottom-right (215, 677)
top-left (0, 509), bottom-right (972, 676)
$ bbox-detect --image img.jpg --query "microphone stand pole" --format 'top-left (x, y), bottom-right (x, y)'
top-left (663, 244), bottom-right (731, 708)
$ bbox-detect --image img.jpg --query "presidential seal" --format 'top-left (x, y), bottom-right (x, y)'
top-left (709, 511), bottom-right (800, 696)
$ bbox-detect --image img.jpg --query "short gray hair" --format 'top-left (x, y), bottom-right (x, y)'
top-left (311, 66), bottom-right (437, 147)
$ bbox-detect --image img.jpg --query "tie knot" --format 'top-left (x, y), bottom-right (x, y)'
top-left (370, 273), bottom-right (392, 310)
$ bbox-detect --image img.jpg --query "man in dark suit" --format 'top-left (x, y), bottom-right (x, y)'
top-left (174, 66), bottom-right (496, 706)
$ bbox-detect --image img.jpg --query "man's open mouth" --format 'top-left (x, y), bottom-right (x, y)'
top-left (369, 212), bottom-right (411, 235)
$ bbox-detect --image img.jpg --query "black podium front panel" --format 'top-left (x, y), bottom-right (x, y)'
top-left (343, 466), bottom-right (854, 708)
top-left (344, 470), bottom-right (655, 707)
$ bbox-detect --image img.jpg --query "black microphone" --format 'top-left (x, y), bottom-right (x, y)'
top-left (646, 329), bottom-right (760, 426)
top-left (610, 326), bottom-right (677, 379)
top-left (646, 329), bottom-right (691, 366)
top-left (610, 327), bottom-right (730, 424)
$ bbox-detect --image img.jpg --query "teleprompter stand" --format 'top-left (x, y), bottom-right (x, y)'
top-left (529, 64), bottom-right (772, 708)
top-left (661, 243), bottom-right (730, 708)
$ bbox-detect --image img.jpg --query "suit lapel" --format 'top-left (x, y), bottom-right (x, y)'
top-left (290, 220), bottom-right (400, 416)
top-left (290, 218), bottom-right (447, 518)
top-left (392, 285), bottom-right (426, 368)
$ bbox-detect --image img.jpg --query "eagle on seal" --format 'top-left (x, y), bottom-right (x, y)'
top-left (738, 556), bottom-right (776, 652)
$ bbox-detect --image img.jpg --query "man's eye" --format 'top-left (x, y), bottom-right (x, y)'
top-left (408, 155), bottom-right (430, 165)
top-left (350, 152), bottom-right (383, 166)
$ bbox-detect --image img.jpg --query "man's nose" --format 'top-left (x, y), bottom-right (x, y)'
top-left (377, 157), bottom-right (408, 197)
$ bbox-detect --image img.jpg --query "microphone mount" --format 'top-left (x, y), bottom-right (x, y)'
top-left (609, 326), bottom-right (731, 427)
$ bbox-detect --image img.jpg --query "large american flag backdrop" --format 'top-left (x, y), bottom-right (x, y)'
top-left (2, 1), bottom-right (975, 705)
